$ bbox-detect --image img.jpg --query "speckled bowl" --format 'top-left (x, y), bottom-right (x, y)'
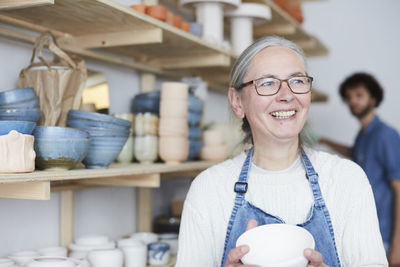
top-left (33, 126), bottom-right (89, 170)
top-left (0, 120), bottom-right (36, 135)
top-left (0, 87), bottom-right (36, 105)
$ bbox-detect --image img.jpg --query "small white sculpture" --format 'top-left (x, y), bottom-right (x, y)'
top-left (0, 130), bottom-right (35, 173)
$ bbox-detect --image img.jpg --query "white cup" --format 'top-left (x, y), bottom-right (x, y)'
top-left (121, 243), bottom-right (147, 267)
top-left (87, 249), bottom-right (123, 267)
top-left (148, 242), bottom-right (170, 265)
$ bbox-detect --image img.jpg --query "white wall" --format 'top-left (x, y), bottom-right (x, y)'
top-left (1, 0), bottom-right (400, 257)
top-left (303, 0), bottom-right (400, 145)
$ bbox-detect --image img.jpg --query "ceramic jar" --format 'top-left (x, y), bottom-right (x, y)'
top-left (159, 136), bottom-right (189, 164)
top-left (158, 233), bottom-right (179, 255)
top-left (135, 113), bottom-right (158, 136)
top-left (148, 242), bottom-right (170, 265)
top-left (8, 250), bottom-right (40, 266)
top-left (87, 249), bottom-right (123, 267)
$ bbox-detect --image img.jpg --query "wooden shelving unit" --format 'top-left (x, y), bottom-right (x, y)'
top-left (0, 0), bottom-right (328, 94)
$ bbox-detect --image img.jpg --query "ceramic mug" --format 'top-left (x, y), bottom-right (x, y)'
top-left (121, 243), bottom-right (147, 267)
top-left (148, 242), bottom-right (170, 265)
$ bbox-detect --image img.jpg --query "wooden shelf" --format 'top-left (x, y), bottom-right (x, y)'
top-left (247, 0), bottom-right (328, 56)
top-left (0, 0), bottom-right (236, 92)
top-left (0, 161), bottom-right (216, 200)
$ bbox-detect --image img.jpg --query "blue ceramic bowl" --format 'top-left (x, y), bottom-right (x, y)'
top-left (187, 111), bottom-right (202, 126)
top-left (33, 127), bottom-right (90, 170)
top-left (67, 126), bottom-right (130, 137)
top-left (131, 91), bottom-right (160, 115)
top-left (0, 88), bottom-right (36, 105)
top-left (33, 126), bottom-right (89, 139)
top-left (0, 108), bottom-right (40, 123)
top-left (83, 135), bottom-right (129, 169)
top-left (68, 110), bottom-right (131, 130)
top-left (188, 95), bottom-right (203, 113)
top-left (0, 120), bottom-right (36, 135)
top-left (188, 140), bottom-right (202, 160)
top-left (0, 96), bottom-right (39, 109)
top-left (189, 126), bottom-right (202, 140)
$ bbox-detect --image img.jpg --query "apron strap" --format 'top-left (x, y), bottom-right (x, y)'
top-left (300, 148), bottom-right (325, 208)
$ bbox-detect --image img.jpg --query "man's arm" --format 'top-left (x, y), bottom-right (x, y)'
top-left (389, 179), bottom-right (400, 266)
top-left (319, 137), bottom-right (351, 158)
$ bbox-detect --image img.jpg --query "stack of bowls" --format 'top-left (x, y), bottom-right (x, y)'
top-left (200, 129), bottom-right (227, 161)
top-left (0, 87), bottom-right (40, 123)
top-left (187, 95), bottom-right (203, 160)
top-left (69, 235), bottom-right (115, 260)
top-left (67, 110), bottom-right (131, 169)
top-left (159, 82), bottom-right (189, 164)
top-left (33, 126), bottom-right (90, 170)
top-left (131, 92), bottom-right (160, 164)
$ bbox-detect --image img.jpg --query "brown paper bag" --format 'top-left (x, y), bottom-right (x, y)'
top-left (18, 32), bottom-right (87, 126)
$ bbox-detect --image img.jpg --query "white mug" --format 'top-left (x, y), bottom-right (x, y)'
top-left (87, 249), bottom-right (123, 267)
top-left (121, 244), bottom-right (147, 267)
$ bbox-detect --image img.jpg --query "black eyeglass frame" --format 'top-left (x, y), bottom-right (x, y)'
top-left (238, 76), bottom-right (314, 96)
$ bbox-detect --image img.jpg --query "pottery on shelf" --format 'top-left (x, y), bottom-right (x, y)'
top-left (160, 99), bottom-right (188, 118)
top-left (180, 0), bottom-right (240, 44)
top-left (0, 130), bottom-right (35, 173)
top-left (159, 136), bottom-right (189, 164)
top-left (130, 4), bottom-right (147, 13)
top-left (135, 112), bottom-right (158, 136)
top-left (159, 117), bottom-right (189, 137)
top-left (161, 82), bottom-right (189, 100)
top-left (134, 135), bottom-right (158, 164)
top-left (145, 5), bottom-right (167, 21)
top-left (225, 3), bottom-right (272, 54)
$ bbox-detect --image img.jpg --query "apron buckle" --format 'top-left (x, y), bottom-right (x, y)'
top-left (234, 182), bottom-right (248, 193)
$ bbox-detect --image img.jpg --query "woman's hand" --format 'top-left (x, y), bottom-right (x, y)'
top-left (224, 219), bottom-right (259, 267)
top-left (304, 248), bottom-right (329, 267)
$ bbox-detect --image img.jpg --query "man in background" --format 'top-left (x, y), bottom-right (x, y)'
top-left (320, 72), bottom-right (400, 265)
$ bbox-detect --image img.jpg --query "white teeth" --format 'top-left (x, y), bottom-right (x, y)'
top-left (270, 110), bottom-right (296, 119)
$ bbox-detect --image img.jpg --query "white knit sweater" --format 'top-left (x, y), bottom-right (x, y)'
top-left (175, 148), bottom-right (388, 267)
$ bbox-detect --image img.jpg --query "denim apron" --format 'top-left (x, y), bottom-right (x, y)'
top-left (221, 148), bottom-right (341, 267)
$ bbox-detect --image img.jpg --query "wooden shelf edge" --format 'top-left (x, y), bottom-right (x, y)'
top-left (0, 0), bottom-right (54, 10)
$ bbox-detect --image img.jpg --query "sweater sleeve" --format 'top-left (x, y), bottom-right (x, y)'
top-left (175, 200), bottom-right (216, 267)
top-left (341, 183), bottom-right (388, 266)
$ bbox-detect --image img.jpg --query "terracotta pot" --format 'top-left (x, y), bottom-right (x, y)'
top-left (181, 22), bottom-right (190, 32)
top-left (160, 99), bottom-right (188, 118)
top-left (166, 11), bottom-right (174, 25)
top-left (161, 82), bottom-right (188, 100)
top-left (146, 5), bottom-right (167, 21)
top-left (285, 2), bottom-right (303, 23)
top-left (159, 136), bottom-right (189, 164)
top-left (173, 15), bottom-right (182, 28)
top-left (130, 4), bottom-right (147, 14)
top-left (159, 117), bottom-right (188, 137)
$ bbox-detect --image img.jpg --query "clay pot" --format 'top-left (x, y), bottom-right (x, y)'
top-left (181, 22), bottom-right (190, 32)
top-left (146, 5), bottom-right (167, 21)
top-left (159, 136), bottom-right (189, 164)
top-left (159, 117), bottom-right (189, 137)
top-left (173, 15), bottom-right (182, 28)
top-left (202, 129), bottom-right (225, 145)
top-left (166, 11), bottom-right (174, 25)
top-left (160, 99), bottom-right (188, 118)
top-left (130, 5), bottom-right (147, 14)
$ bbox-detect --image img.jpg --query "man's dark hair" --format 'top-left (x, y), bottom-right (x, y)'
top-left (339, 72), bottom-right (384, 107)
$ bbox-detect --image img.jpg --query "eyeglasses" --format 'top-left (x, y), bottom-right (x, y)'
top-left (239, 76), bottom-right (314, 96)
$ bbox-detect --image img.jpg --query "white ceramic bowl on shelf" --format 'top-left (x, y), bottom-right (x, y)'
top-left (26, 257), bottom-right (76, 267)
top-left (236, 224), bottom-right (315, 267)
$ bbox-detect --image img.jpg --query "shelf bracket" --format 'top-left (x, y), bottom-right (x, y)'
top-left (156, 53), bottom-right (231, 69)
top-left (60, 190), bottom-right (74, 247)
top-left (76, 174), bottom-right (160, 188)
top-left (57, 28), bottom-right (163, 49)
top-left (0, 181), bottom-right (50, 200)
top-left (0, 0), bottom-right (54, 10)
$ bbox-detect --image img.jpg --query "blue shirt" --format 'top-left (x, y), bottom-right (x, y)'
top-left (352, 116), bottom-right (400, 244)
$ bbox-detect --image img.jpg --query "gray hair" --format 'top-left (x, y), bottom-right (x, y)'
top-left (229, 36), bottom-right (306, 90)
top-left (229, 36), bottom-right (307, 145)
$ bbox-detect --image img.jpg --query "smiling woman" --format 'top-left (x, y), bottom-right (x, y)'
top-left (175, 36), bottom-right (388, 267)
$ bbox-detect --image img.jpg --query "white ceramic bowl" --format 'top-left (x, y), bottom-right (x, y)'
top-left (8, 250), bottom-right (40, 266)
top-left (37, 247), bottom-right (68, 257)
top-left (26, 257), bottom-right (75, 267)
top-left (236, 224), bottom-right (315, 267)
